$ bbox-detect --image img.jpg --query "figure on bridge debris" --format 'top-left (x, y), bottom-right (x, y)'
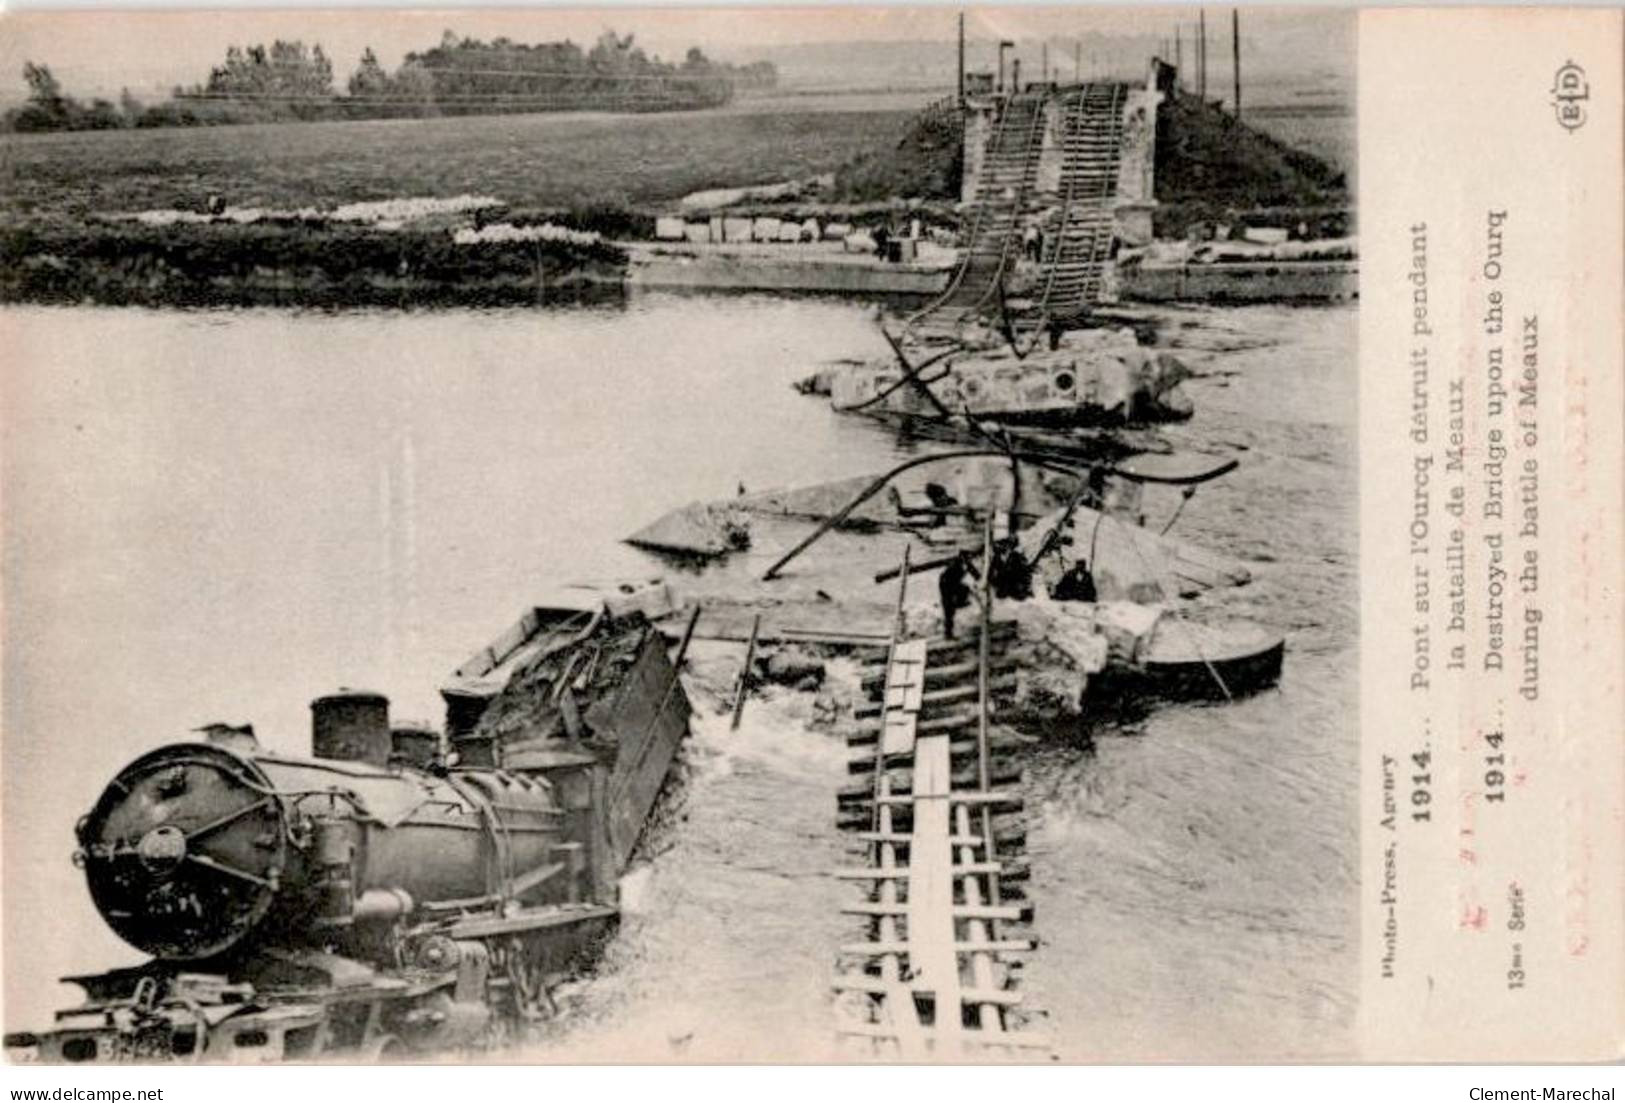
top-left (1023, 222), bottom-right (1044, 263)
top-left (990, 536), bottom-right (1035, 600)
top-left (872, 222), bottom-right (892, 261)
top-left (1051, 557), bottom-right (1098, 603)
top-left (938, 549), bottom-right (980, 639)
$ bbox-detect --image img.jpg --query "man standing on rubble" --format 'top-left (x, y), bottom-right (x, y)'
top-left (991, 537), bottom-right (1034, 600)
top-left (938, 549), bottom-right (980, 640)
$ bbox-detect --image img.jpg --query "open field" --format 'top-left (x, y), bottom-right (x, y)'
top-left (0, 106), bottom-right (915, 220)
top-left (1244, 104), bottom-right (1354, 182)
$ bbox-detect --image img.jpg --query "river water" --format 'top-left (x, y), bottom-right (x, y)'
top-left (0, 293), bottom-right (1356, 1060)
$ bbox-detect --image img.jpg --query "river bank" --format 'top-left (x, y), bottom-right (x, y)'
top-left (0, 214), bottom-right (631, 308)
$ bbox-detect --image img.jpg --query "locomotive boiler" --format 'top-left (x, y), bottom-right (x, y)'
top-left (6, 602), bottom-right (691, 1063)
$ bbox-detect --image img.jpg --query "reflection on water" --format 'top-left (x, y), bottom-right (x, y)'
top-left (0, 296), bottom-right (1356, 1060)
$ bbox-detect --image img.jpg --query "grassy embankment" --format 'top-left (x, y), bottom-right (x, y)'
top-left (0, 107), bottom-right (912, 306)
top-left (1151, 91), bottom-right (1350, 237)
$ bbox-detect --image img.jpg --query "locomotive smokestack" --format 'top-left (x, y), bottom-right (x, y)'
top-left (311, 689), bottom-right (391, 766)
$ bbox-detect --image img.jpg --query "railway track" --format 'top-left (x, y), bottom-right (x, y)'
top-left (832, 542), bottom-right (1052, 1059)
top-left (904, 83), bottom-right (1132, 350)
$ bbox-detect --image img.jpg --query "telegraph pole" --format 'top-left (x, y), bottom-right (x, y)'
top-left (1074, 41), bottom-right (1082, 84)
top-left (1232, 7), bottom-right (1242, 120)
top-left (1175, 25), bottom-right (1183, 88)
top-left (957, 10), bottom-right (965, 105)
top-left (1198, 9), bottom-right (1207, 100)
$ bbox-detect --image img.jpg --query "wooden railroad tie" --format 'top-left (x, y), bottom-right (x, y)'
top-left (844, 708), bottom-right (982, 744)
top-left (841, 900), bottom-right (1030, 922)
top-left (830, 861), bottom-right (1006, 879)
top-left (846, 737), bottom-right (1028, 774)
top-left (837, 762), bottom-right (1022, 800)
top-left (838, 938), bottom-right (1034, 956)
top-left (872, 789), bottom-right (1024, 809)
top-left (836, 1021), bottom-right (1053, 1051)
top-left (854, 675), bottom-right (1019, 718)
top-left (851, 830), bottom-right (987, 847)
top-left (832, 975), bottom-right (1023, 1006)
top-left (859, 654), bottom-right (1020, 695)
top-left (830, 859), bottom-right (1030, 883)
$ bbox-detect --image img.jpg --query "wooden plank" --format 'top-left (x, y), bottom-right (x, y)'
top-left (883, 980), bottom-right (927, 1058)
top-left (599, 634), bottom-right (691, 871)
top-left (889, 687), bottom-right (923, 713)
top-left (728, 613), bottom-right (762, 731)
top-left (880, 712), bottom-right (917, 758)
top-left (656, 598), bottom-right (897, 647)
top-left (841, 901), bottom-right (912, 917)
top-left (886, 643), bottom-right (927, 680)
top-left (907, 732), bottom-right (961, 1045)
top-left (878, 639), bottom-right (927, 757)
top-left (885, 639), bottom-right (928, 715)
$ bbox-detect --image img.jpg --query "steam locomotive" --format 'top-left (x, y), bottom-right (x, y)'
top-left (5, 600), bottom-right (690, 1063)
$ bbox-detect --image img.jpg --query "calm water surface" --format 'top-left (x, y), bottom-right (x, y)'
top-left (0, 294), bottom-right (1355, 1059)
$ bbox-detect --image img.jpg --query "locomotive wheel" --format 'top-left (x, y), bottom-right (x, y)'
top-left (77, 743), bottom-right (288, 959)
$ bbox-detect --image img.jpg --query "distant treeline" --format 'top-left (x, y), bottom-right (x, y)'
top-left (4, 31), bottom-right (778, 132)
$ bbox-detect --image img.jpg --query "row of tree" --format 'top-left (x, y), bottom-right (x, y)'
top-left (4, 31), bottom-right (778, 132)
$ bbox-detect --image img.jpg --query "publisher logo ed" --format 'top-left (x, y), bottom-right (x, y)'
top-left (1551, 60), bottom-right (1589, 133)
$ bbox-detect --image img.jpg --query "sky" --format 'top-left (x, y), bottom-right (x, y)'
top-left (0, 5), bottom-right (1354, 100)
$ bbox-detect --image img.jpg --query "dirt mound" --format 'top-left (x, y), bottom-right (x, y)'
top-left (1153, 92), bottom-right (1348, 230)
top-left (829, 99), bottom-right (963, 204)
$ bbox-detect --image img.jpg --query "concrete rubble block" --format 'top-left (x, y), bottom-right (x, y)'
top-left (679, 187), bottom-right (747, 212)
top-left (1243, 226), bottom-right (1290, 246)
top-left (602, 579), bottom-right (678, 621)
top-left (824, 221), bottom-right (853, 241)
top-left (800, 218), bottom-right (821, 242)
top-left (843, 231), bottom-right (877, 254)
top-left (654, 217), bottom-right (687, 241)
top-left (1014, 667), bottom-right (1088, 717)
top-left (757, 646), bottom-right (826, 688)
top-left (752, 217), bottom-right (784, 242)
top-left (1095, 601), bottom-right (1162, 664)
top-left (684, 222), bottom-right (711, 244)
top-left (776, 221), bottom-right (802, 243)
top-left (722, 217), bottom-right (754, 243)
top-left (809, 689), bottom-right (846, 727)
top-left (1013, 601), bottom-right (1110, 674)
